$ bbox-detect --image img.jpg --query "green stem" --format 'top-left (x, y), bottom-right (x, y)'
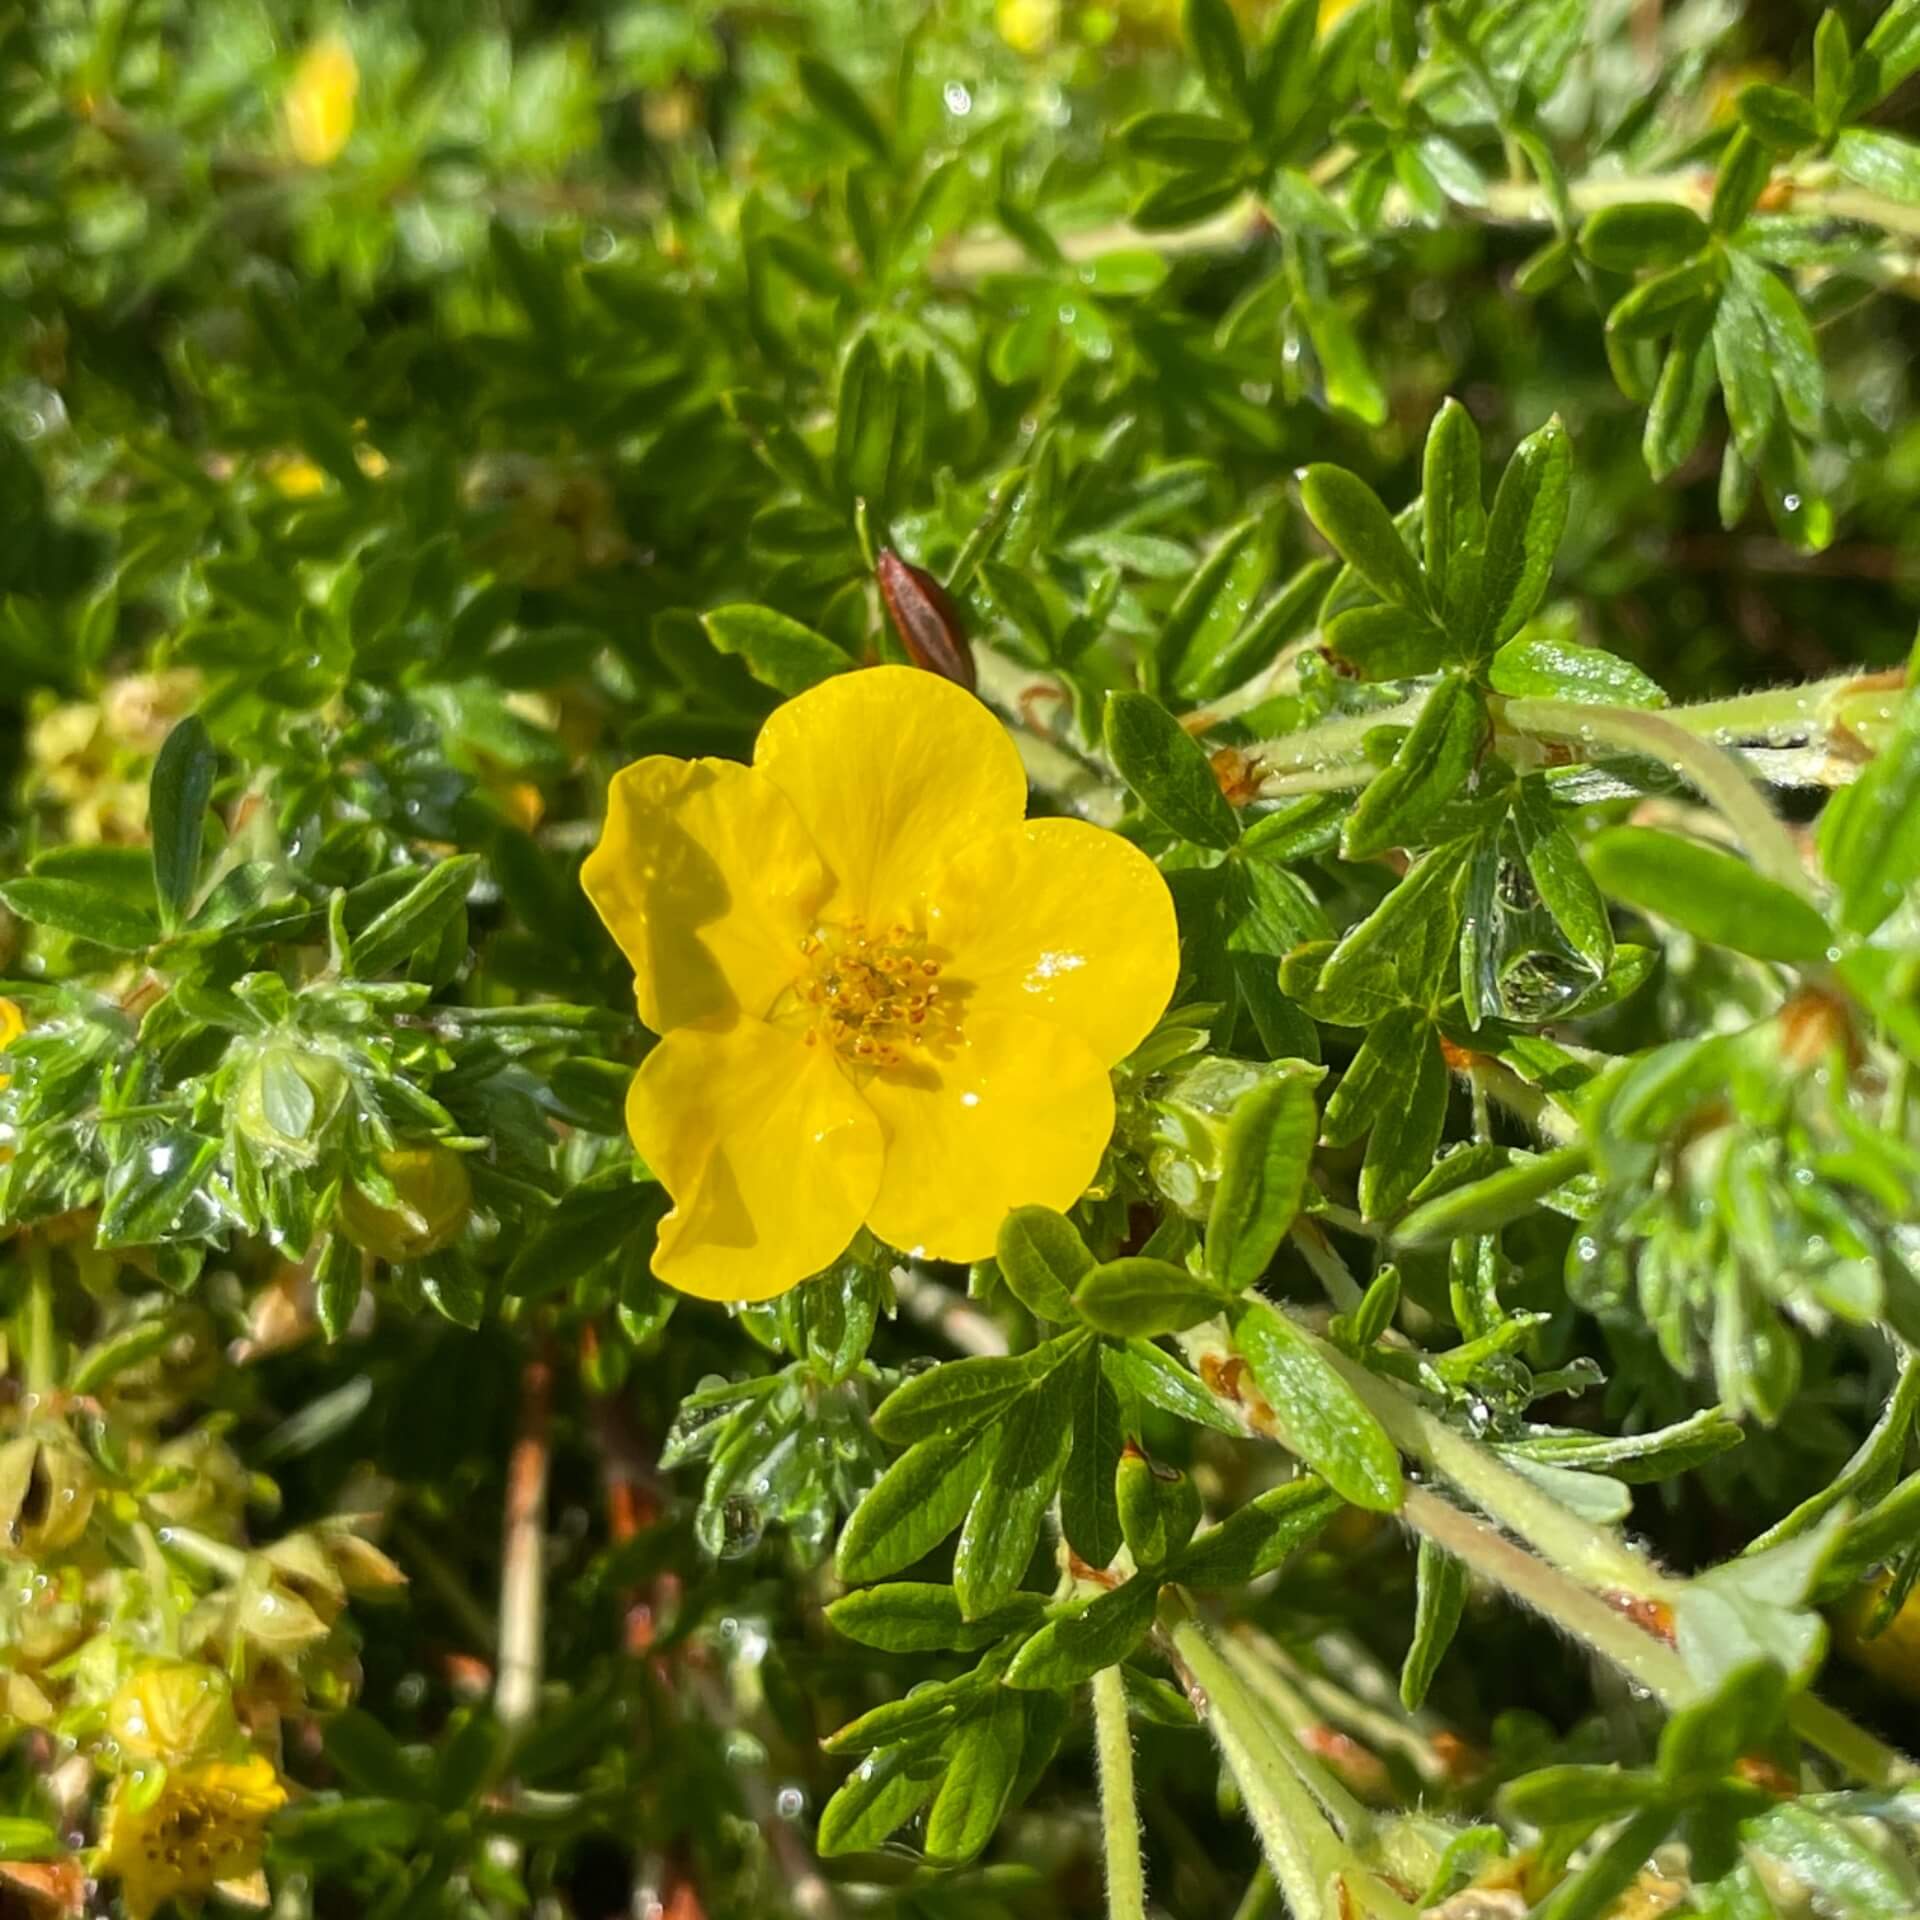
top-left (1092, 1665), bottom-right (1148, 1920)
top-left (1527, 1805), bottom-right (1675, 1920)
top-left (1228, 1864), bottom-right (1276, 1920)
top-left (1249, 693), bottom-right (1430, 789)
top-left (1661, 673), bottom-right (1878, 747)
top-left (1170, 1615), bottom-right (1416, 1920)
top-left (1216, 1636), bottom-right (1377, 1843)
top-left (157, 1523), bottom-right (250, 1580)
top-left (1290, 1220), bottom-right (1365, 1312)
top-left (1501, 697), bottom-right (1813, 898)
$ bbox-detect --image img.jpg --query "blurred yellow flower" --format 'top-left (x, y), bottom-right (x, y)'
top-left (96, 1753), bottom-right (284, 1920)
top-left (997, 0), bottom-right (1062, 54)
top-left (584, 667), bottom-right (1179, 1300)
top-left (0, 997), bottom-right (22, 1089)
top-left (284, 34), bottom-right (358, 167)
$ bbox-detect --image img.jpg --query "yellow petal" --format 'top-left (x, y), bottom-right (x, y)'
top-left (861, 1012), bottom-right (1113, 1262)
top-left (584, 757), bottom-right (831, 1034)
top-left (628, 1019), bottom-right (883, 1302)
top-left (285, 34), bottom-right (358, 166)
top-left (929, 818), bottom-right (1179, 1066)
top-left (754, 667), bottom-right (1026, 926)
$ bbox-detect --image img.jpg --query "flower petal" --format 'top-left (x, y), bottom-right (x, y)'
top-left (627, 1019), bottom-right (883, 1302)
top-left (583, 756), bottom-right (831, 1033)
top-left (754, 666), bottom-right (1027, 926)
top-left (929, 817), bottom-right (1179, 1066)
top-left (860, 1011), bottom-right (1114, 1263)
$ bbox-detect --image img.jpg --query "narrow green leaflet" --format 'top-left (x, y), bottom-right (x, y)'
top-left (1342, 674), bottom-right (1486, 860)
top-left (1204, 1068), bottom-right (1322, 1287)
top-left (1585, 827), bottom-right (1832, 966)
top-left (924, 1693), bottom-right (1026, 1863)
top-left (836, 1427), bottom-right (994, 1585)
top-left (1229, 1302), bottom-right (1402, 1512)
top-left (1074, 1257), bottom-right (1223, 1338)
top-left (1299, 464), bottom-right (1429, 611)
top-left (1421, 396), bottom-right (1484, 622)
top-left (996, 1205), bottom-right (1094, 1322)
top-left (1400, 1538), bottom-right (1468, 1709)
top-left (149, 713), bottom-right (216, 928)
top-left (1471, 415), bottom-right (1570, 653)
top-left (826, 1585), bottom-right (1045, 1654)
top-left (1004, 1574), bottom-right (1160, 1690)
top-left (1488, 633), bottom-right (1666, 708)
top-left (1818, 689), bottom-right (1920, 934)
top-left (1105, 690), bottom-right (1241, 849)
top-left (703, 604), bottom-right (854, 695)
top-left (953, 1386), bottom-right (1074, 1617)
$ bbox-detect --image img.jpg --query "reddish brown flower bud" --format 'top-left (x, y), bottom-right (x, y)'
top-left (876, 549), bottom-right (975, 692)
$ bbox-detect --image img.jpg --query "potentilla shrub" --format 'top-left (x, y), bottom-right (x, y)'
top-left (4, 2), bottom-right (1920, 1916)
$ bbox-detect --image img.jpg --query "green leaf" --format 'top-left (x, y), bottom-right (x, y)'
top-left (1671, 1508), bottom-right (1846, 1689)
top-left (149, 714), bottom-right (215, 929)
top-left (873, 1336), bottom-right (1081, 1446)
top-left (1299, 465), bottom-right (1428, 612)
top-left (1360, 1025), bottom-right (1449, 1221)
top-left (1606, 254), bottom-right (1722, 340)
top-left (1204, 1069), bottom-right (1321, 1288)
top-left (1513, 776), bottom-right (1614, 970)
top-left (798, 56), bottom-right (891, 164)
top-left (1712, 283), bottom-right (1778, 463)
top-left (1421, 397), bottom-right (1484, 623)
top-left (1105, 690), bottom-right (1241, 848)
top-left (1228, 1302), bottom-right (1403, 1512)
top-left (0, 877), bottom-right (159, 952)
top-left (1298, 291), bottom-right (1386, 426)
top-left (1862, 0), bottom-right (1920, 106)
top-left (350, 856), bottom-right (480, 978)
top-left (826, 1584), bottom-right (1045, 1654)
top-left (1736, 254), bottom-right (1823, 436)
top-left (1818, 688), bottom-right (1920, 934)
top-left (1488, 635), bottom-right (1666, 708)
top-left (1324, 604), bottom-right (1448, 681)
top-left (953, 1387), bottom-right (1073, 1617)
top-left (1710, 128), bottom-right (1773, 233)
top-left (1645, 306), bottom-right (1718, 482)
top-left (1186, 0), bottom-right (1250, 113)
top-left (1123, 111), bottom-right (1248, 167)
top-left (1173, 1476), bottom-right (1344, 1585)
top-left (1585, 827), bottom-right (1831, 966)
top-left (1102, 1340), bottom-right (1244, 1435)
top-left (1813, 10), bottom-right (1855, 136)
top-left (925, 1694), bottom-right (1026, 1863)
top-left (1736, 83), bottom-right (1820, 151)
top-left (1060, 1342), bottom-right (1126, 1571)
top-left (997, 1206), bottom-right (1093, 1322)
top-left (1117, 1449), bottom-right (1202, 1570)
top-left (1008, 1575), bottom-right (1162, 1693)
top-left (1073, 1258), bottom-right (1223, 1338)
top-left (1833, 129), bottom-right (1920, 208)
top-left (703, 604), bottom-right (854, 696)
top-left (1182, 558), bottom-right (1335, 701)
top-left (1393, 1145), bottom-right (1590, 1246)
top-left (1132, 170), bottom-right (1249, 231)
top-left (836, 1427), bottom-right (993, 1583)
top-left (1471, 416), bottom-right (1570, 652)
top-left (1400, 1539), bottom-right (1467, 1709)
top-left (817, 1743), bottom-right (941, 1856)
top-left (1342, 675), bottom-right (1487, 861)
top-left (1580, 202), bottom-right (1711, 271)
top-left (1159, 516), bottom-right (1267, 687)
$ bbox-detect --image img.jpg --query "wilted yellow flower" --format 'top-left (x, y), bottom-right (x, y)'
top-left (105, 1663), bottom-right (240, 1763)
top-left (95, 1753), bottom-right (285, 1920)
top-left (284, 34), bottom-right (357, 167)
top-left (584, 667), bottom-right (1179, 1300)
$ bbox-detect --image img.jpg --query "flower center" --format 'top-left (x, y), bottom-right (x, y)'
top-left (794, 920), bottom-right (961, 1068)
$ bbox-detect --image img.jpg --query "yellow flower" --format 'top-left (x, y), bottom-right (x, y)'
top-left (284, 33), bottom-right (357, 167)
top-left (95, 1753), bottom-right (285, 1920)
top-left (584, 667), bottom-right (1179, 1300)
top-left (997, 0), bottom-right (1062, 53)
top-left (0, 996), bottom-right (23, 1089)
top-left (105, 1663), bottom-right (240, 1763)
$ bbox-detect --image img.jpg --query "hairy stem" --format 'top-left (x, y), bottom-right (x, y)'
top-left (496, 1350), bottom-right (553, 1732)
top-left (23, 1239), bottom-right (54, 1397)
top-left (1501, 697), bottom-right (1813, 896)
top-left (1093, 1665), bottom-right (1148, 1920)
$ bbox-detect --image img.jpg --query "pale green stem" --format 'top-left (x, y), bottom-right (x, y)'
top-left (1398, 1485), bottom-right (1690, 1705)
top-left (157, 1523), bottom-right (249, 1580)
top-left (1170, 1616), bottom-right (1417, 1920)
top-left (1662, 673), bottom-right (1883, 746)
top-left (23, 1240), bottom-right (54, 1397)
top-left (1289, 1220), bottom-right (1365, 1312)
top-left (1250, 693), bottom-right (1430, 788)
top-left (1501, 697), bottom-right (1813, 898)
top-left (1468, 1054), bottom-right (1582, 1147)
top-left (1228, 1864), bottom-right (1276, 1920)
top-left (939, 170), bottom-right (1920, 281)
top-left (1216, 1637), bottom-right (1377, 1842)
top-left (1092, 1665), bottom-right (1148, 1920)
